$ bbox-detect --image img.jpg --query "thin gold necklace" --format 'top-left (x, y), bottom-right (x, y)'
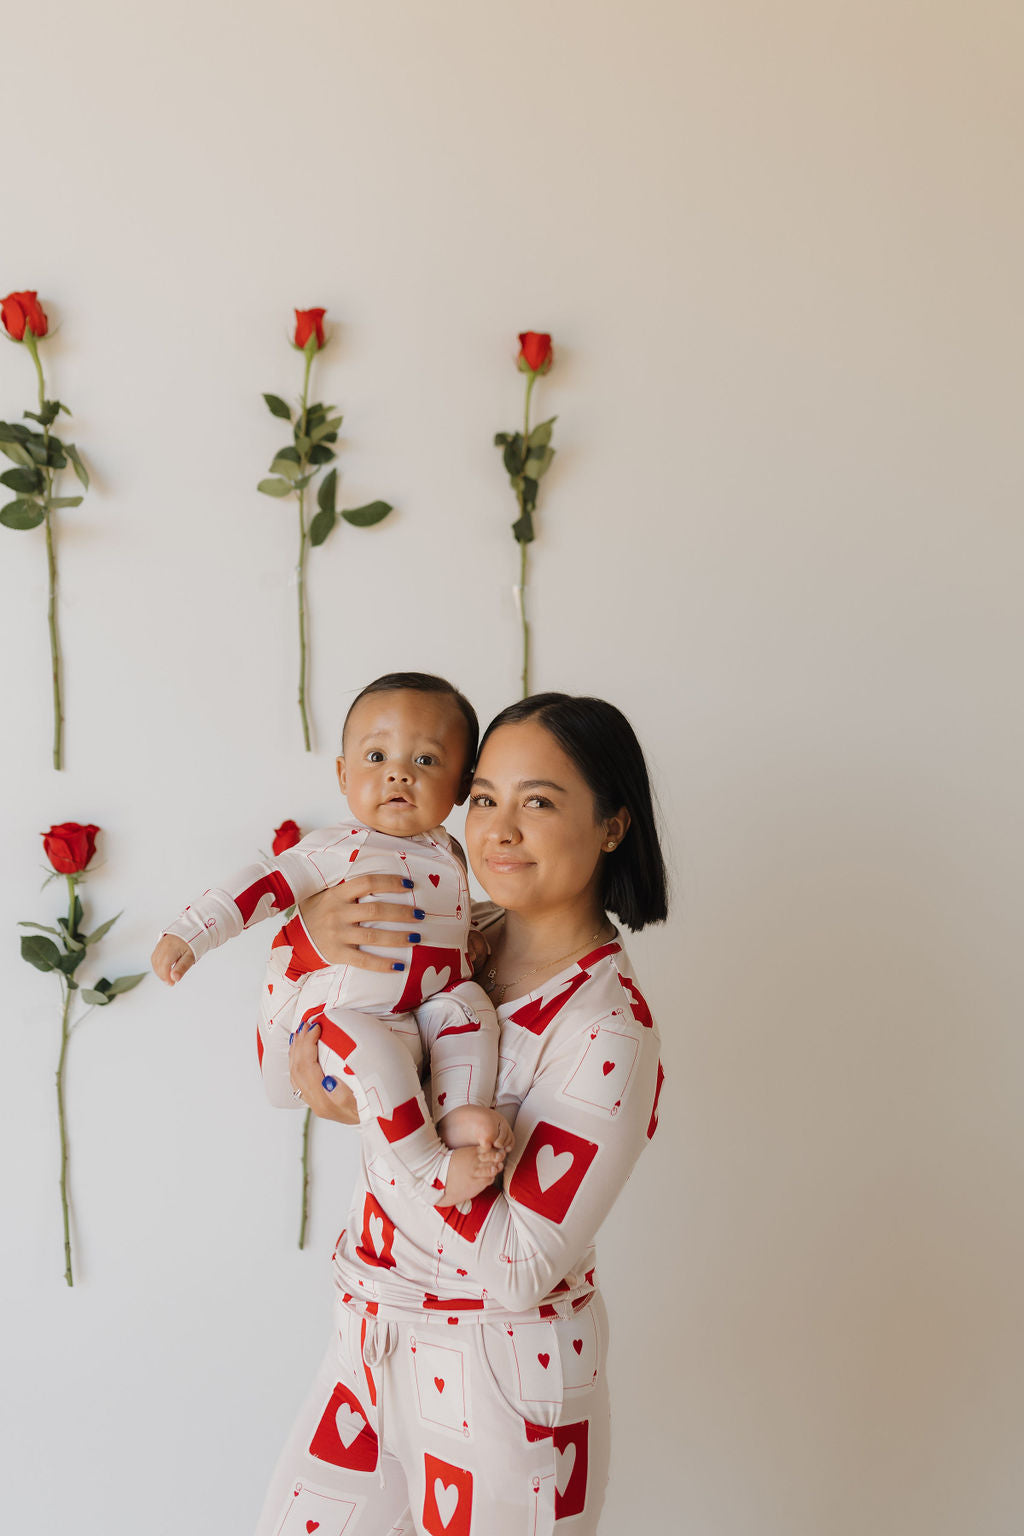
top-left (484, 923), bottom-right (611, 1004)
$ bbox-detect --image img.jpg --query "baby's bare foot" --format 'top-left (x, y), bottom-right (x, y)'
top-left (435, 1143), bottom-right (507, 1208)
top-left (438, 1104), bottom-right (514, 1152)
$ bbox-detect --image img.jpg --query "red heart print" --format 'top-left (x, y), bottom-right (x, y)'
top-left (306, 1523), bottom-right (320, 1533)
top-left (602, 1061), bottom-right (614, 1075)
top-left (448, 1316), bottom-right (459, 1324)
top-left (572, 1338), bottom-right (583, 1355)
top-left (437, 1092), bottom-right (447, 1105)
top-left (429, 873), bottom-right (440, 887)
top-left (538, 1352), bottom-right (550, 1369)
top-left (457, 1268), bottom-right (468, 1276)
top-left (434, 1376), bottom-right (445, 1392)
top-left (267, 983), bottom-right (274, 993)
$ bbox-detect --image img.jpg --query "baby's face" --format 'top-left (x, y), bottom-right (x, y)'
top-left (337, 690), bottom-right (471, 837)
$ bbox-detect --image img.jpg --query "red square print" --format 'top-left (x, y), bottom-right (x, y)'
top-left (422, 1453), bottom-right (473, 1536)
top-left (357, 1192), bottom-right (397, 1269)
top-left (507, 1122), bottom-right (599, 1224)
top-left (437, 1182), bottom-right (500, 1242)
top-left (554, 1419), bottom-right (589, 1520)
top-left (307, 1381), bottom-right (378, 1473)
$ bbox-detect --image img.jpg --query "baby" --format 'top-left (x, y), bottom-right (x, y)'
top-left (151, 671), bottom-right (511, 1207)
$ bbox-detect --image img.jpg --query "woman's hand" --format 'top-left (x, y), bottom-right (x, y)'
top-left (299, 873), bottom-right (420, 971)
top-left (289, 1021), bottom-right (359, 1124)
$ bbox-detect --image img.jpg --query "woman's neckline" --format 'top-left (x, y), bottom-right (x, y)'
top-left (479, 909), bottom-right (621, 1012)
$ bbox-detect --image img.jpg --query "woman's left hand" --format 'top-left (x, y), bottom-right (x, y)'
top-left (289, 1021), bottom-right (359, 1124)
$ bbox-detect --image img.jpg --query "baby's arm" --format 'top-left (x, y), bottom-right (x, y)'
top-left (150, 833), bottom-right (345, 985)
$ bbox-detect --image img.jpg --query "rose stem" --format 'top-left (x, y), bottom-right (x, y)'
top-left (26, 333), bottom-right (62, 770)
top-left (57, 873), bottom-right (76, 1285)
top-left (519, 370), bottom-right (537, 698)
top-left (298, 1107), bottom-right (313, 1249)
top-left (296, 344), bottom-right (314, 752)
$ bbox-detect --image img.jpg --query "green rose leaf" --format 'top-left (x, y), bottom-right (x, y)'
top-left (502, 435), bottom-right (526, 477)
top-left (274, 444), bottom-right (300, 463)
top-left (342, 501), bottom-right (393, 528)
top-left (45, 441), bottom-right (67, 469)
top-left (0, 465), bottom-right (43, 494)
top-left (57, 948), bottom-right (86, 977)
top-left (308, 443), bottom-right (335, 465)
top-left (270, 456), bottom-right (303, 482)
top-left (308, 506), bottom-right (336, 547)
top-left (512, 509), bottom-right (535, 544)
top-left (310, 415), bottom-right (343, 445)
top-left (17, 921), bottom-right (61, 936)
top-left (48, 496), bottom-right (85, 510)
top-left (263, 393), bottom-right (292, 420)
top-left (317, 467), bottom-right (337, 515)
top-left (0, 421), bottom-right (30, 443)
top-left (0, 441), bottom-right (35, 468)
top-left (494, 432), bottom-right (512, 447)
top-left (21, 934), bottom-right (62, 971)
top-left (65, 443), bottom-right (90, 490)
top-left (81, 988), bottom-right (111, 1006)
top-left (294, 434), bottom-right (311, 457)
top-left (83, 912), bottom-right (121, 947)
top-left (1, 498), bottom-right (46, 530)
top-left (526, 416), bottom-right (557, 449)
top-left (106, 972), bottom-right (146, 997)
top-left (24, 401), bottom-right (61, 428)
top-left (257, 477), bottom-right (294, 498)
top-left (523, 446), bottom-right (555, 481)
top-left (520, 476), bottom-right (539, 515)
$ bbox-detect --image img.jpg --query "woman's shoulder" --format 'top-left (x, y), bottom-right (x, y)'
top-left (503, 936), bottom-right (660, 1046)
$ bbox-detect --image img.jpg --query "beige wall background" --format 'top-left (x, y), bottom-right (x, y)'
top-left (1, 2), bottom-right (1022, 1532)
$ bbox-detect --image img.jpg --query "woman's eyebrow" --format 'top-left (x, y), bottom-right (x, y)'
top-left (470, 776), bottom-right (566, 793)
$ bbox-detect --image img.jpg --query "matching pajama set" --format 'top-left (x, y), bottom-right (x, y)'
top-left (161, 822), bottom-right (501, 1200)
top-left (253, 910), bottom-right (666, 1536)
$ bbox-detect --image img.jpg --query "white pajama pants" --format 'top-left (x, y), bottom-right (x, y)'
top-left (254, 1293), bottom-right (611, 1536)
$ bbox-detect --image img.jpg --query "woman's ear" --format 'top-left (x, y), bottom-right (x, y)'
top-left (602, 806), bottom-right (631, 851)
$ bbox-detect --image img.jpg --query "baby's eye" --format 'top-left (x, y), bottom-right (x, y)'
top-left (366, 750), bottom-right (386, 763)
top-left (414, 754), bottom-right (436, 767)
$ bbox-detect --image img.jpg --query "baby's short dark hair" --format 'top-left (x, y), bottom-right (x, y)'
top-left (342, 672), bottom-right (479, 770)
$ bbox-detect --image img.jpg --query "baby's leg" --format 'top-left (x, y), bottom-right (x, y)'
top-left (415, 980), bottom-right (513, 1156)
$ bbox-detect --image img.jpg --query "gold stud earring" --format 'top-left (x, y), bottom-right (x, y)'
top-left (605, 841), bottom-right (617, 851)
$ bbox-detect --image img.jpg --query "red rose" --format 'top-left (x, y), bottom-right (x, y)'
top-left (42, 822), bottom-right (99, 875)
top-left (1, 290), bottom-right (48, 342)
top-left (517, 331), bottom-right (553, 375)
top-left (272, 819), bottom-right (302, 855)
top-left (294, 308), bottom-right (326, 351)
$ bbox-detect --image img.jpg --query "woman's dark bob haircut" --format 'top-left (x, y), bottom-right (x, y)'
top-left (478, 693), bottom-right (669, 932)
top-left (342, 672), bottom-right (479, 771)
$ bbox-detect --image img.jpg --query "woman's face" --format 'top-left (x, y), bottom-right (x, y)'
top-left (466, 719), bottom-right (626, 919)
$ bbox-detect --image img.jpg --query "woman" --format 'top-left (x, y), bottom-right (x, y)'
top-left (256, 694), bottom-right (668, 1536)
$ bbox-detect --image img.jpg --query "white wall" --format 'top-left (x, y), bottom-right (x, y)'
top-left (2, 3), bottom-right (1023, 1532)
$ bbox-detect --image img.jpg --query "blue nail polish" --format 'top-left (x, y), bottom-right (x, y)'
top-left (408, 933), bottom-right (421, 944)
top-left (413, 909), bottom-right (426, 921)
top-left (296, 1022), bottom-right (305, 1035)
top-left (322, 1075), bottom-right (337, 1092)
top-left (392, 961), bottom-right (406, 971)
top-left (289, 1032), bottom-right (295, 1045)
top-left (402, 878), bottom-right (415, 889)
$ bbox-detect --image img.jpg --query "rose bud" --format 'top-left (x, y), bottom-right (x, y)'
top-left (42, 822), bottom-right (99, 875)
top-left (272, 819), bottom-right (302, 855)
top-left (1, 290), bottom-right (49, 342)
top-left (293, 308), bottom-right (327, 351)
top-left (517, 331), bottom-right (553, 375)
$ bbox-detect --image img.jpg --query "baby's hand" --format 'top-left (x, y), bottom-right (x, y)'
top-left (467, 928), bottom-right (491, 978)
top-left (150, 934), bottom-right (196, 986)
